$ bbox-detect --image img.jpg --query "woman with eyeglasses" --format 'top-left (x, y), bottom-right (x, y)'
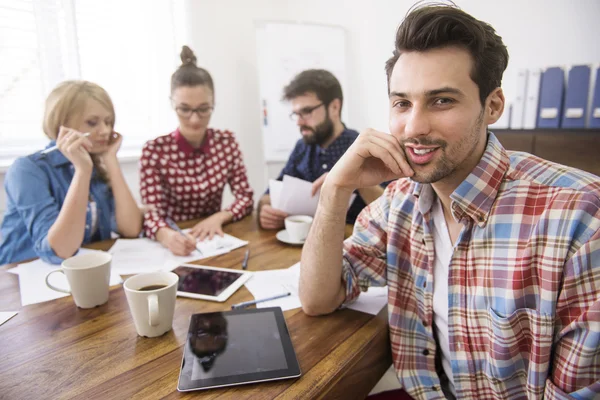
top-left (0, 81), bottom-right (143, 265)
top-left (140, 46), bottom-right (254, 256)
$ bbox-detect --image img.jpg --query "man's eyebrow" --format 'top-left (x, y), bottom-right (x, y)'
top-left (389, 87), bottom-right (465, 98)
top-left (425, 87), bottom-right (464, 97)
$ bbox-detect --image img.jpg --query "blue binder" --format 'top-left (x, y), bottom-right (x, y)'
top-left (590, 67), bottom-right (600, 128)
top-left (561, 65), bottom-right (591, 128)
top-left (536, 67), bottom-right (565, 129)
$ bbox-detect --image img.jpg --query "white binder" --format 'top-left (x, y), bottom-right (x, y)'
top-left (523, 68), bottom-right (542, 129)
top-left (510, 69), bottom-right (528, 129)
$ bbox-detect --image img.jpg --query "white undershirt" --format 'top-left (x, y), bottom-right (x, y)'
top-left (431, 197), bottom-right (457, 396)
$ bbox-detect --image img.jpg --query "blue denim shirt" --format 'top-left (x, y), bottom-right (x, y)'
top-left (268, 129), bottom-right (387, 224)
top-left (0, 142), bottom-right (117, 265)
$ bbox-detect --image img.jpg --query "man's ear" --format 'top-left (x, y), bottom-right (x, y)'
top-left (485, 87), bottom-right (505, 126)
top-left (328, 98), bottom-right (342, 119)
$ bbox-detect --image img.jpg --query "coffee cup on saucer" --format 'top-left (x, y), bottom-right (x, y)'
top-left (284, 215), bottom-right (313, 242)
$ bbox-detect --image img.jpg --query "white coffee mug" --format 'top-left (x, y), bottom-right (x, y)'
top-left (123, 271), bottom-right (178, 338)
top-left (285, 215), bottom-right (313, 242)
top-left (45, 251), bottom-right (112, 309)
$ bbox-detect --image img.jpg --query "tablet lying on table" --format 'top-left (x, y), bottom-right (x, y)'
top-left (172, 264), bottom-right (252, 302)
top-left (177, 307), bottom-right (302, 392)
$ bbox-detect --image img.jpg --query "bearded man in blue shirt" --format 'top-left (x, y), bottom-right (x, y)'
top-left (258, 69), bottom-right (386, 229)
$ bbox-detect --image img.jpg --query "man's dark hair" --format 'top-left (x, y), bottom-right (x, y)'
top-left (385, 3), bottom-right (509, 105)
top-left (283, 69), bottom-right (344, 116)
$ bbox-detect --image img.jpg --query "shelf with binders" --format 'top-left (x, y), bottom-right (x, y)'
top-left (505, 65), bottom-right (600, 131)
top-left (493, 128), bottom-right (600, 177)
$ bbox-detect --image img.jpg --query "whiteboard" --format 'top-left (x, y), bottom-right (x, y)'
top-left (256, 22), bottom-right (347, 162)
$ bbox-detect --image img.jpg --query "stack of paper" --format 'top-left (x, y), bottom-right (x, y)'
top-left (108, 233), bottom-right (248, 276)
top-left (8, 249), bottom-right (122, 307)
top-left (269, 175), bottom-right (356, 216)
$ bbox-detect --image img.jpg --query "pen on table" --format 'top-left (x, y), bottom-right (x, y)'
top-left (41, 132), bottom-right (91, 154)
top-left (231, 292), bottom-right (291, 309)
top-left (164, 217), bottom-right (203, 256)
top-left (241, 249), bottom-right (250, 270)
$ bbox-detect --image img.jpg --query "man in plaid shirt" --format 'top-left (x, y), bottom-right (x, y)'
top-left (299, 4), bottom-right (600, 400)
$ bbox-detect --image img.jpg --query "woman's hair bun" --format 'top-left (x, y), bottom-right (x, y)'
top-left (180, 45), bottom-right (197, 66)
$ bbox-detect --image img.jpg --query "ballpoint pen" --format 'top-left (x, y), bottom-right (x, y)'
top-left (241, 249), bottom-right (250, 270)
top-left (165, 217), bottom-right (203, 256)
top-left (231, 292), bottom-right (291, 309)
top-left (41, 132), bottom-right (91, 155)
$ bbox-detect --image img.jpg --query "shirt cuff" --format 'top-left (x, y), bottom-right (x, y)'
top-left (143, 216), bottom-right (168, 240)
top-left (225, 199), bottom-right (253, 222)
top-left (341, 258), bottom-right (364, 306)
top-left (35, 237), bottom-right (64, 265)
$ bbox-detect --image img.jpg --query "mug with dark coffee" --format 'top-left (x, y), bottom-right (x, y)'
top-left (139, 285), bottom-right (167, 291)
top-left (123, 271), bottom-right (178, 337)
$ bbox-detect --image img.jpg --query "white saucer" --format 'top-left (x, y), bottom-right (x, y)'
top-left (276, 230), bottom-right (305, 245)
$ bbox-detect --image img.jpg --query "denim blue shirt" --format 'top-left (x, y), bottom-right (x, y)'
top-left (0, 142), bottom-right (117, 265)
top-left (269, 129), bottom-right (386, 224)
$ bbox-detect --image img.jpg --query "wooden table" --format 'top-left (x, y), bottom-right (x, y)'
top-left (0, 215), bottom-right (391, 399)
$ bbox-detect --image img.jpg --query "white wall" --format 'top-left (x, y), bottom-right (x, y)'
top-left (2, 0), bottom-right (600, 220)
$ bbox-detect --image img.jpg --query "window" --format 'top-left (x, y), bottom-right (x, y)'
top-left (0, 0), bottom-right (179, 165)
top-left (0, 0), bottom-right (46, 159)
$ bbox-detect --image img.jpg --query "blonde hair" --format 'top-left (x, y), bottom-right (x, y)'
top-left (43, 80), bottom-right (115, 183)
top-left (43, 80), bottom-right (115, 139)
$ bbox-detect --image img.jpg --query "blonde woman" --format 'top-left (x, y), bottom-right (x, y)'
top-left (0, 81), bottom-right (142, 264)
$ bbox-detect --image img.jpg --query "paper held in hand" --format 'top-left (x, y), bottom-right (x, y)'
top-left (269, 175), bottom-right (355, 216)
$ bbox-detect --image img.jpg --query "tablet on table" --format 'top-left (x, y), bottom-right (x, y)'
top-left (177, 307), bottom-right (302, 392)
top-left (172, 264), bottom-right (252, 302)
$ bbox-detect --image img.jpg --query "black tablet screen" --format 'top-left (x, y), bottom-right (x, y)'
top-left (173, 266), bottom-right (242, 297)
top-left (178, 308), bottom-right (301, 391)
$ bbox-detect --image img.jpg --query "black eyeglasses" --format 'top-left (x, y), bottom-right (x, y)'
top-left (175, 105), bottom-right (215, 119)
top-left (289, 103), bottom-right (325, 122)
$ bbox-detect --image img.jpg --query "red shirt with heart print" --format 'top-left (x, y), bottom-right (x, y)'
top-left (139, 128), bottom-right (254, 239)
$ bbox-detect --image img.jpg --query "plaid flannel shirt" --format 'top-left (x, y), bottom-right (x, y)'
top-left (342, 133), bottom-right (600, 399)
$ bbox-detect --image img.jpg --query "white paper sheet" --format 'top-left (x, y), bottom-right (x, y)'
top-left (108, 233), bottom-right (248, 276)
top-left (9, 249), bottom-right (123, 307)
top-left (108, 238), bottom-right (200, 275)
top-left (279, 175), bottom-right (320, 216)
top-left (269, 179), bottom-right (283, 209)
top-left (0, 312), bottom-right (18, 327)
top-left (186, 231), bottom-right (248, 257)
top-left (346, 286), bottom-right (388, 315)
top-left (270, 175), bottom-right (356, 216)
top-left (243, 262), bottom-right (302, 311)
